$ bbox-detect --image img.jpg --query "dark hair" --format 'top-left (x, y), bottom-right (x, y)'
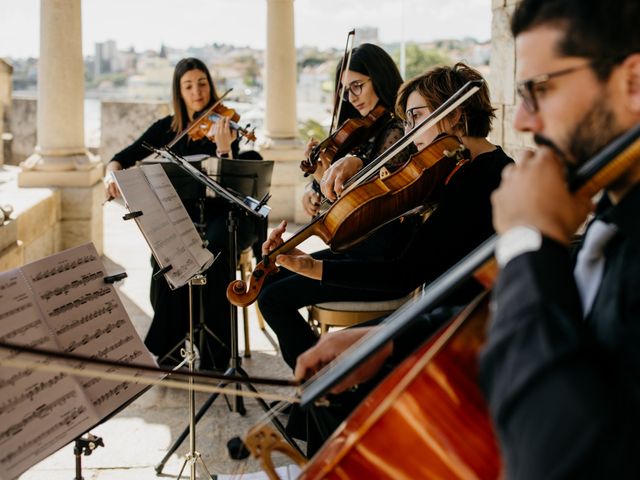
top-left (334, 43), bottom-right (403, 123)
top-left (170, 57), bottom-right (219, 132)
top-left (511, 0), bottom-right (640, 80)
top-left (395, 62), bottom-right (496, 138)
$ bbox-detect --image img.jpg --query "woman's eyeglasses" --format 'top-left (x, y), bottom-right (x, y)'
top-left (341, 79), bottom-right (371, 101)
top-left (403, 105), bottom-right (430, 130)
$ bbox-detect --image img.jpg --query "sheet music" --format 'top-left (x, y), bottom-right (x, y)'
top-left (0, 244), bottom-right (156, 480)
top-left (142, 165), bottom-right (212, 270)
top-left (113, 165), bottom-right (214, 289)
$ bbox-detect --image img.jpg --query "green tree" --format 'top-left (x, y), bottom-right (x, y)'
top-left (393, 43), bottom-right (452, 79)
top-left (298, 119), bottom-right (328, 143)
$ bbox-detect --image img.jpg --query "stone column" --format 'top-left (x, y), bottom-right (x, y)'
top-left (489, 0), bottom-right (534, 160)
top-left (0, 59), bottom-right (12, 166)
top-left (18, 0), bottom-right (103, 254)
top-left (261, 0), bottom-right (306, 222)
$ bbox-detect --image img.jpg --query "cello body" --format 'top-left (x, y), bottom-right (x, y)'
top-left (299, 292), bottom-right (501, 480)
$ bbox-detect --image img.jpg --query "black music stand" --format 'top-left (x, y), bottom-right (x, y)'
top-left (215, 157), bottom-right (280, 355)
top-left (146, 147), bottom-right (305, 474)
top-left (217, 157), bottom-right (274, 256)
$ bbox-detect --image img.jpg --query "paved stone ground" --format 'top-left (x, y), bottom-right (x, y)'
top-left (18, 198), bottom-right (323, 480)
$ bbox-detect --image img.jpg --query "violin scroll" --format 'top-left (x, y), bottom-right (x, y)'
top-left (298, 104), bottom-right (391, 175)
top-left (226, 259), bottom-right (280, 307)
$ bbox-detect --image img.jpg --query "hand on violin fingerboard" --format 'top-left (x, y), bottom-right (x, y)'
top-left (294, 327), bottom-right (393, 393)
top-left (211, 116), bottom-right (237, 153)
top-left (262, 220), bottom-right (288, 255)
top-left (302, 187), bottom-right (322, 217)
top-left (262, 220), bottom-right (323, 279)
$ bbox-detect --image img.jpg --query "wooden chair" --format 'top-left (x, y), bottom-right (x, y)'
top-left (308, 289), bottom-right (421, 335)
top-left (237, 246), bottom-right (279, 357)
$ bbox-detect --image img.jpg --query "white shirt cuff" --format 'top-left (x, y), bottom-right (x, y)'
top-left (495, 225), bottom-right (543, 268)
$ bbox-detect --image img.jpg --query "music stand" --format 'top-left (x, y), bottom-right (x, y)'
top-left (146, 147), bottom-right (305, 474)
top-left (140, 154), bottom-right (228, 369)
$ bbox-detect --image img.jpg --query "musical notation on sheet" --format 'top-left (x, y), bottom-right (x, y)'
top-left (113, 165), bottom-right (214, 289)
top-left (0, 243), bottom-right (157, 479)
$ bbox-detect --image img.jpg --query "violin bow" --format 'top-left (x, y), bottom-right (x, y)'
top-left (330, 29), bottom-right (356, 134)
top-left (318, 79), bottom-right (483, 211)
top-left (164, 88), bottom-right (233, 150)
top-left (301, 121), bottom-right (640, 406)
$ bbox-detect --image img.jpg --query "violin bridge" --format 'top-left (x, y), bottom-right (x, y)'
top-left (379, 166), bottom-right (391, 179)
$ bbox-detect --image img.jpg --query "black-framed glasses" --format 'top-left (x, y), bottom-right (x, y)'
top-left (516, 62), bottom-right (595, 113)
top-left (341, 78), bottom-right (371, 101)
top-left (403, 105), bottom-right (430, 130)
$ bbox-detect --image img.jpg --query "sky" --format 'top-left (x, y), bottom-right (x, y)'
top-left (0, 0), bottom-right (492, 59)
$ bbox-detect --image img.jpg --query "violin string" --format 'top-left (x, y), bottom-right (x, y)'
top-left (0, 356), bottom-right (300, 404)
top-left (252, 398), bottom-right (292, 429)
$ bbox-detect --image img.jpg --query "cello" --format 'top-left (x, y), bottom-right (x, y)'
top-left (242, 124), bottom-right (640, 479)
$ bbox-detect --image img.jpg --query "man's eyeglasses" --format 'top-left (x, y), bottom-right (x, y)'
top-left (403, 105), bottom-right (430, 130)
top-left (341, 78), bottom-right (371, 101)
top-left (516, 62), bottom-right (594, 113)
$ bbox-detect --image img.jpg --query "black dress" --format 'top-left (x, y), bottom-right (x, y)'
top-left (110, 115), bottom-right (257, 370)
top-left (257, 118), bottom-right (417, 370)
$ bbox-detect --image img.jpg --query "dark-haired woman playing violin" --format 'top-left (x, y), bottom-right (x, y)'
top-left (271, 63), bottom-right (514, 456)
top-left (104, 57), bottom-right (259, 371)
top-left (258, 43), bottom-right (417, 373)
top-left (302, 43), bottom-right (412, 217)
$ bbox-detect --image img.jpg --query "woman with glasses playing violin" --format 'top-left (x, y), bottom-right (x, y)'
top-left (259, 44), bottom-right (418, 376)
top-left (104, 57), bottom-right (258, 371)
top-left (271, 63), bottom-right (514, 456)
top-left (302, 42), bottom-right (413, 217)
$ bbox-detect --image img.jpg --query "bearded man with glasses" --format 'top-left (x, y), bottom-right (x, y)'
top-left (481, 0), bottom-right (640, 478)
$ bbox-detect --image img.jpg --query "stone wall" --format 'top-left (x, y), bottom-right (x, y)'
top-left (100, 100), bottom-right (171, 164)
top-left (488, 0), bottom-right (534, 161)
top-left (0, 60), bottom-right (13, 166)
top-left (0, 166), bottom-right (61, 271)
top-left (9, 97), bottom-right (37, 166)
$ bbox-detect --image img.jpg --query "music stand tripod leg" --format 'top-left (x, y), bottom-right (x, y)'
top-left (169, 277), bottom-right (215, 480)
top-left (157, 207), bottom-right (305, 473)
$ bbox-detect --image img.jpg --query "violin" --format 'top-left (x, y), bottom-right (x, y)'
top-left (228, 80), bottom-right (485, 308)
top-left (228, 134), bottom-right (468, 307)
top-left (299, 104), bottom-right (392, 175)
top-left (188, 103), bottom-right (257, 143)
